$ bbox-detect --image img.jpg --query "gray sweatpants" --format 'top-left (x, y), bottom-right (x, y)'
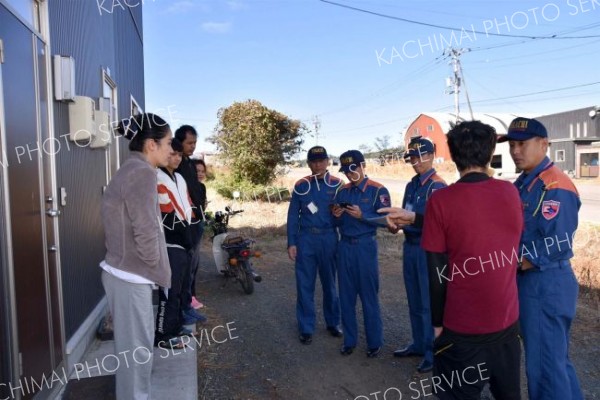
top-left (101, 270), bottom-right (154, 400)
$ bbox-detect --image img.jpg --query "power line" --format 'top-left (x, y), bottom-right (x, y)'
top-left (324, 114), bottom-right (415, 134)
top-left (434, 90), bottom-right (599, 111)
top-left (470, 37), bottom-right (600, 64)
top-left (467, 74), bottom-right (526, 112)
top-left (462, 22), bottom-right (600, 53)
top-left (434, 81), bottom-right (600, 109)
top-left (468, 46), bottom-right (597, 70)
top-left (316, 57), bottom-right (445, 117)
top-left (326, 81), bottom-right (600, 133)
top-left (468, 39), bottom-right (531, 52)
top-left (319, 0), bottom-right (600, 40)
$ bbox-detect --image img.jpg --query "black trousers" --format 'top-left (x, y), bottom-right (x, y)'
top-left (155, 247), bottom-right (191, 338)
top-left (432, 324), bottom-right (521, 400)
top-left (189, 223), bottom-right (204, 298)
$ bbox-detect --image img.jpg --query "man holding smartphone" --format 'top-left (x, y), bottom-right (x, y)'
top-left (332, 150), bottom-right (391, 358)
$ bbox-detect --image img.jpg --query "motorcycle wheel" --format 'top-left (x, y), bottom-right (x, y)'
top-left (239, 260), bottom-right (255, 295)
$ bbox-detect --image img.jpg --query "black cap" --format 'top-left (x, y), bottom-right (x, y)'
top-left (339, 150), bottom-right (365, 173)
top-left (307, 146), bottom-right (329, 161)
top-left (498, 117), bottom-right (548, 143)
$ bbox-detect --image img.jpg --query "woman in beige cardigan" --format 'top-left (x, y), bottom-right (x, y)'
top-left (100, 113), bottom-right (172, 400)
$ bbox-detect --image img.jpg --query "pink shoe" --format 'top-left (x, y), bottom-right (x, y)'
top-left (191, 296), bottom-right (204, 309)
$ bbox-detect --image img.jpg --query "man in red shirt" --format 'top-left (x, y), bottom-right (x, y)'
top-left (386, 121), bottom-right (523, 399)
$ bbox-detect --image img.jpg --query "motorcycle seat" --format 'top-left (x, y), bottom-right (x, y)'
top-left (223, 236), bottom-right (244, 245)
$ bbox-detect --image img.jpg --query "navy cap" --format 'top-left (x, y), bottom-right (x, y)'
top-left (339, 150), bottom-right (365, 173)
top-left (405, 136), bottom-right (435, 159)
top-left (307, 146), bottom-right (329, 161)
top-left (498, 117), bottom-right (547, 143)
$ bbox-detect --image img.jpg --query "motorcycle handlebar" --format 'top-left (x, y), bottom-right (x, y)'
top-left (211, 209), bottom-right (243, 221)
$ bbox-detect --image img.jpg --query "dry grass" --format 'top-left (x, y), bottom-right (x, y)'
top-left (205, 187), bottom-right (288, 241)
top-left (205, 172), bottom-right (600, 296)
top-left (366, 160), bottom-right (459, 183)
top-left (274, 161), bottom-right (459, 185)
top-left (573, 223), bottom-right (600, 294)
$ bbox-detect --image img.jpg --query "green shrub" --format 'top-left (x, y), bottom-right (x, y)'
top-left (208, 172), bottom-right (290, 203)
top-left (208, 99), bottom-right (306, 185)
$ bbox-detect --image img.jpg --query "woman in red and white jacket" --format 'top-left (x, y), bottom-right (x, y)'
top-left (155, 138), bottom-right (207, 348)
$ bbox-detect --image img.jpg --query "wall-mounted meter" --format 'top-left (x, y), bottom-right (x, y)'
top-left (68, 96), bottom-right (95, 141)
top-left (53, 55), bottom-right (76, 101)
top-left (90, 110), bottom-right (112, 148)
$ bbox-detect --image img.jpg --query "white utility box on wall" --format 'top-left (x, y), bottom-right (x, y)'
top-left (53, 55), bottom-right (76, 101)
top-left (90, 110), bottom-right (112, 148)
top-left (68, 96), bottom-right (96, 141)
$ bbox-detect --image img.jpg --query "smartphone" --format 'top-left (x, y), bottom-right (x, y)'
top-left (338, 202), bottom-right (353, 209)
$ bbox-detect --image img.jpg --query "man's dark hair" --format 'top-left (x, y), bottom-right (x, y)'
top-left (174, 124), bottom-right (197, 142)
top-left (171, 137), bottom-right (184, 153)
top-left (447, 120), bottom-right (497, 171)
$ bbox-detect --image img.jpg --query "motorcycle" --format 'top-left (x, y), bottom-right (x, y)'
top-left (206, 206), bottom-right (262, 294)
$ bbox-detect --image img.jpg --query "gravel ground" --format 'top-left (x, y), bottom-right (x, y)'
top-left (193, 232), bottom-right (600, 400)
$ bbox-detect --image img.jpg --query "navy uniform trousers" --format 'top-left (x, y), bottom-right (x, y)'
top-left (515, 157), bottom-right (582, 400)
top-left (518, 264), bottom-right (581, 399)
top-left (295, 230), bottom-right (340, 334)
top-left (338, 236), bottom-right (383, 349)
top-left (400, 169), bottom-right (444, 363)
top-left (403, 241), bottom-right (433, 363)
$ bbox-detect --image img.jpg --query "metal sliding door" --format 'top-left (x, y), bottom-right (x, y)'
top-left (0, 2), bottom-right (63, 398)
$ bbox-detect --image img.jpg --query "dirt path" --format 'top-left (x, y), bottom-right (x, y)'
top-left (193, 232), bottom-right (600, 400)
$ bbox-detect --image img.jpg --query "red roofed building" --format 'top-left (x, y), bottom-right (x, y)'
top-left (404, 112), bottom-right (527, 176)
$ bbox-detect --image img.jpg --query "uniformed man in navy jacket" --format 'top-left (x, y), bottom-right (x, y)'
top-left (287, 146), bottom-right (343, 344)
top-left (332, 150), bottom-right (391, 358)
top-left (392, 137), bottom-right (447, 374)
top-left (500, 117), bottom-right (583, 400)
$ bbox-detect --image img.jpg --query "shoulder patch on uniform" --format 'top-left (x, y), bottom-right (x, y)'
top-left (365, 179), bottom-right (384, 189)
top-left (431, 174), bottom-right (447, 185)
top-left (329, 176), bottom-right (343, 186)
top-left (379, 194), bottom-right (391, 207)
top-left (539, 166), bottom-right (579, 196)
top-left (294, 176), bottom-right (313, 187)
top-left (541, 200), bottom-right (560, 220)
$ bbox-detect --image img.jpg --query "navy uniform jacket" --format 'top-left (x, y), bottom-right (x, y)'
top-left (334, 177), bottom-right (391, 237)
top-left (402, 168), bottom-right (447, 239)
top-left (287, 172), bottom-right (343, 247)
top-left (514, 156), bottom-right (581, 270)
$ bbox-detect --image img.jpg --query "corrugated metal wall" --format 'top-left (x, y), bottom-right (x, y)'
top-left (550, 141), bottom-right (576, 172)
top-left (538, 107), bottom-right (600, 141)
top-left (114, 5), bottom-right (145, 162)
top-left (49, 0), bottom-right (145, 339)
top-left (538, 108), bottom-right (600, 174)
top-left (589, 115), bottom-right (600, 138)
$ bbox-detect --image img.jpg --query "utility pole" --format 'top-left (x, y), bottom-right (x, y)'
top-left (444, 48), bottom-right (473, 122)
top-left (312, 115), bottom-right (322, 145)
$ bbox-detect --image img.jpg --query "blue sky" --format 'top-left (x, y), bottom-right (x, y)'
top-left (143, 0), bottom-right (600, 157)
